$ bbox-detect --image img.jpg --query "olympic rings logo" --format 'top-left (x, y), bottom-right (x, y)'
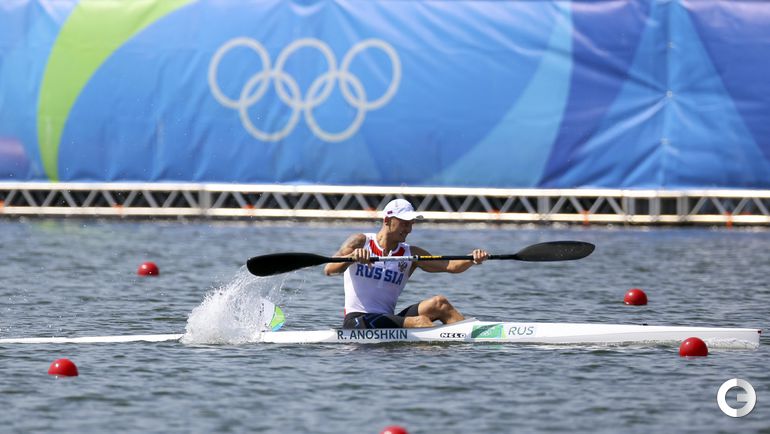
top-left (208, 37), bottom-right (401, 142)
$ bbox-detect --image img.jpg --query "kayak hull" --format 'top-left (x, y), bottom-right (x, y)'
top-left (260, 319), bottom-right (761, 349)
top-left (1, 320), bottom-right (760, 348)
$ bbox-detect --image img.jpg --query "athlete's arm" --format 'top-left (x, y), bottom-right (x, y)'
top-left (412, 246), bottom-right (489, 274)
top-left (324, 233), bottom-right (367, 276)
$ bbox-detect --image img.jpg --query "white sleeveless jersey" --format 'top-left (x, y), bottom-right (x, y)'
top-left (344, 233), bottom-right (413, 314)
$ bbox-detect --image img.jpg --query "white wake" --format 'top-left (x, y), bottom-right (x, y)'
top-left (181, 268), bottom-right (284, 345)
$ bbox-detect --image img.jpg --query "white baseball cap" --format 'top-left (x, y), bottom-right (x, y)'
top-left (382, 199), bottom-right (424, 221)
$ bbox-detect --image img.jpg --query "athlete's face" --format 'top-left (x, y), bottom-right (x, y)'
top-left (387, 217), bottom-right (414, 241)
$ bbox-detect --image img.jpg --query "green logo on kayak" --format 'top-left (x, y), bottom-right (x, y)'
top-left (471, 324), bottom-right (504, 339)
top-left (269, 305), bottom-right (286, 331)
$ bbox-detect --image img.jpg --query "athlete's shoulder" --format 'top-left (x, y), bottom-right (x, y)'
top-left (343, 233), bottom-right (368, 249)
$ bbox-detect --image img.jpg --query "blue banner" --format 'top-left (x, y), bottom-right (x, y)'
top-left (1, 0), bottom-right (769, 188)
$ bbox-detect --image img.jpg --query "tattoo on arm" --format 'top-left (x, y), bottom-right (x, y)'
top-left (335, 233), bottom-right (366, 256)
top-left (325, 233), bottom-right (366, 276)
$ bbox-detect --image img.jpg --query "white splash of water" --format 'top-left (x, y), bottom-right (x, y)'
top-left (181, 268), bottom-right (283, 345)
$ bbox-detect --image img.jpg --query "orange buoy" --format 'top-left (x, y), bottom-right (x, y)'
top-left (679, 337), bottom-right (708, 357)
top-left (137, 261), bottom-right (159, 276)
top-left (48, 358), bottom-right (79, 377)
top-left (624, 288), bottom-right (648, 305)
top-left (381, 426), bottom-right (408, 434)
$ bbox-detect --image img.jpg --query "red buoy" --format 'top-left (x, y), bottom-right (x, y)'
top-left (48, 358), bottom-right (79, 377)
top-left (381, 426), bottom-right (409, 434)
top-left (624, 288), bottom-right (648, 305)
top-left (137, 261), bottom-right (159, 276)
top-left (679, 337), bottom-right (708, 357)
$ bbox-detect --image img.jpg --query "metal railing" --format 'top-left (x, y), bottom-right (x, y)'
top-left (1, 182), bottom-right (769, 225)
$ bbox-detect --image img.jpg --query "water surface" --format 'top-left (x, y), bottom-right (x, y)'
top-left (1, 220), bottom-right (767, 433)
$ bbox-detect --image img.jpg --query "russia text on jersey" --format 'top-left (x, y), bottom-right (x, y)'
top-left (353, 264), bottom-right (405, 285)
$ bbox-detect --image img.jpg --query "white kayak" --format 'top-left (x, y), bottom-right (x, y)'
top-left (0, 334), bottom-right (184, 344)
top-left (0, 320), bottom-right (760, 348)
top-left (259, 319), bottom-right (761, 349)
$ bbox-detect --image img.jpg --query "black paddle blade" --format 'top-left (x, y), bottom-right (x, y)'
top-left (504, 241), bottom-right (595, 261)
top-left (246, 253), bottom-right (334, 277)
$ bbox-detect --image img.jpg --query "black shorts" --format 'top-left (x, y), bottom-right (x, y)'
top-left (343, 303), bottom-right (420, 329)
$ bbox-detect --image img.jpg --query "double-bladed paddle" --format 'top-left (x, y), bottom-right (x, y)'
top-left (246, 241), bottom-right (595, 277)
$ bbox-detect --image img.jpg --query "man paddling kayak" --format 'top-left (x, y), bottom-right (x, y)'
top-left (324, 198), bottom-right (489, 329)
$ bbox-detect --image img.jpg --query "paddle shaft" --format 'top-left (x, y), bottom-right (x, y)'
top-left (246, 241), bottom-right (595, 276)
top-left (327, 254), bottom-right (523, 263)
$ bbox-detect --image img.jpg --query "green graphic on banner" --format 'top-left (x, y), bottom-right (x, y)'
top-left (36, 0), bottom-right (195, 181)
